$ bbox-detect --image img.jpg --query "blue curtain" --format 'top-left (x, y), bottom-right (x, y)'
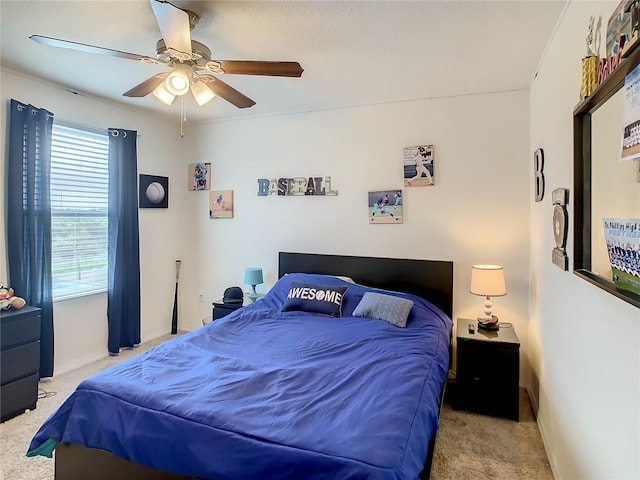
top-left (107, 129), bottom-right (141, 354)
top-left (6, 99), bottom-right (55, 378)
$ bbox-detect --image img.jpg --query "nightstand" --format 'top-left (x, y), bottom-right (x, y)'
top-left (209, 295), bottom-right (264, 322)
top-left (455, 318), bottom-right (520, 421)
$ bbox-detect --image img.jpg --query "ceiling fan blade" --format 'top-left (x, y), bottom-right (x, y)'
top-left (150, 0), bottom-right (192, 60)
top-left (30, 35), bottom-right (158, 63)
top-left (199, 76), bottom-right (256, 109)
top-left (123, 73), bottom-right (168, 97)
top-left (218, 61), bottom-right (304, 77)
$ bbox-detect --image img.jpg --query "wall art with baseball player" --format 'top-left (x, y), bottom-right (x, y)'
top-left (209, 190), bottom-right (234, 219)
top-left (368, 189), bottom-right (403, 224)
top-left (139, 174), bottom-right (168, 209)
top-left (403, 145), bottom-right (435, 187)
top-left (188, 162), bottom-right (211, 191)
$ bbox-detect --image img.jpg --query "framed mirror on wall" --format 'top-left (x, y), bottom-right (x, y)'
top-left (573, 46), bottom-right (640, 308)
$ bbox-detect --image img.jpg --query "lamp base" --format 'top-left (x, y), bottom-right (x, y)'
top-left (477, 316), bottom-right (500, 331)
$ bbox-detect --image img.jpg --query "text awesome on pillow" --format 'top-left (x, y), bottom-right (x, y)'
top-left (281, 282), bottom-right (348, 317)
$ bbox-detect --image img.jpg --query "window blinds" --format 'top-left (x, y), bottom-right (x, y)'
top-left (50, 122), bottom-right (109, 300)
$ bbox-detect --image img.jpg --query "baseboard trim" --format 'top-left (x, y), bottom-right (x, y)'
top-left (54, 328), bottom-right (173, 376)
top-left (55, 351), bottom-right (108, 377)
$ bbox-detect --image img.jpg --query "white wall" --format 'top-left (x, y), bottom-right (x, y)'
top-left (529, 1), bottom-right (640, 479)
top-left (181, 91), bottom-right (532, 380)
top-left (0, 68), bottom-right (189, 374)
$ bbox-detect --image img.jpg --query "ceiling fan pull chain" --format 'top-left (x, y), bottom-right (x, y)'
top-left (179, 95), bottom-right (187, 137)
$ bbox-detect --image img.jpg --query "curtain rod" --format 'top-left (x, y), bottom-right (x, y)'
top-left (54, 117), bottom-right (141, 137)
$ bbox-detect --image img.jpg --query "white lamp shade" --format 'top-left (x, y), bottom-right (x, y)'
top-left (165, 66), bottom-right (190, 96)
top-left (152, 83), bottom-right (176, 105)
top-left (470, 265), bottom-right (507, 297)
top-left (191, 80), bottom-right (216, 106)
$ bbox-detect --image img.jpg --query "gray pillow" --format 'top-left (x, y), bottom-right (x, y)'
top-left (352, 292), bottom-right (414, 328)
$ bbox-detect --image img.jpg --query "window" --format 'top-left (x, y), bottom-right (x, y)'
top-left (50, 122), bottom-right (109, 300)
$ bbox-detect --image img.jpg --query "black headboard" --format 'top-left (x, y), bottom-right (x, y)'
top-left (278, 252), bottom-right (453, 318)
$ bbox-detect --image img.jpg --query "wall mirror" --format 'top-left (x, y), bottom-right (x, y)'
top-left (573, 46), bottom-right (640, 309)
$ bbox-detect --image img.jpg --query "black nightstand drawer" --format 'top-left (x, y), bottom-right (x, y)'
top-left (210, 295), bottom-right (264, 323)
top-left (212, 302), bottom-right (243, 320)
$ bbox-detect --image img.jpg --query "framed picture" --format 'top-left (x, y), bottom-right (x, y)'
top-left (606, 0), bottom-right (631, 58)
top-left (209, 190), bottom-right (234, 219)
top-left (404, 145), bottom-right (435, 187)
top-left (603, 218), bottom-right (640, 295)
top-left (620, 64), bottom-right (640, 162)
top-left (368, 189), bottom-right (403, 224)
top-left (139, 174), bottom-right (168, 209)
top-left (188, 162), bottom-right (211, 191)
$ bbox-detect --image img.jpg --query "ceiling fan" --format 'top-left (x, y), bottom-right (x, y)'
top-left (30, 0), bottom-right (304, 109)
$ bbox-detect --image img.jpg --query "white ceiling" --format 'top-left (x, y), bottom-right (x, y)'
top-left (1, 0), bottom-right (567, 123)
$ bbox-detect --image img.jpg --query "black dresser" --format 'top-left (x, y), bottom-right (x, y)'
top-left (1, 306), bottom-right (41, 422)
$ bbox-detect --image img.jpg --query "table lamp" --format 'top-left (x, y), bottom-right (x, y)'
top-left (244, 268), bottom-right (263, 299)
top-left (470, 264), bottom-right (507, 331)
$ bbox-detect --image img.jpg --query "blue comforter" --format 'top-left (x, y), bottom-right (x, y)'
top-left (28, 273), bottom-right (451, 480)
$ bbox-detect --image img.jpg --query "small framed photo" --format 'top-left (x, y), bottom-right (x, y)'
top-left (404, 145), bottom-right (435, 187)
top-left (368, 189), bottom-right (403, 224)
top-left (188, 162), bottom-right (211, 191)
top-left (139, 174), bottom-right (168, 209)
top-left (209, 190), bottom-right (234, 219)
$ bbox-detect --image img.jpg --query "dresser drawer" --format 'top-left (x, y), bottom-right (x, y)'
top-left (0, 373), bottom-right (39, 422)
top-left (1, 310), bottom-right (41, 350)
top-left (1, 341), bottom-right (40, 385)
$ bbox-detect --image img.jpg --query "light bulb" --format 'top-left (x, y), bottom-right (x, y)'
top-left (191, 80), bottom-right (216, 106)
top-left (165, 66), bottom-right (190, 96)
top-left (152, 83), bottom-right (176, 105)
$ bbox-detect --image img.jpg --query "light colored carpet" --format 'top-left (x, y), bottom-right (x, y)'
top-left (431, 388), bottom-right (553, 479)
top-left (1, 335), bottom-right (553, 480)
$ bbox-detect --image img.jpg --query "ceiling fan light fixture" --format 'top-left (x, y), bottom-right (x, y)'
top-left (165, 66), bottom-right (190, 96)
top-left (152, 83), bottom-right (176, 105)
top-left (191, 80), bottom-right (216, 106)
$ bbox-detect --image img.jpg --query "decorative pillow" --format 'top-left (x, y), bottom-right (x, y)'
top-left (334, 275), bottom-right (355, 283)
top-left (281, 282), bottom-right (348, 317)
top-left (352, 292), bottom-right (414, 328)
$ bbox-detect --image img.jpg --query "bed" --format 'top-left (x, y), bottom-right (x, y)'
top-left (28, 252), bottom-right (453, 480)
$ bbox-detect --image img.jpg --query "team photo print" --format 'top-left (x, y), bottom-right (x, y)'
top-left (368, 189), bottom-right (403, 224)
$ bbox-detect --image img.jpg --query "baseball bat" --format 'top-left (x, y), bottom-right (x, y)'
top-left (171, 260), bottom-right (181, 334)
